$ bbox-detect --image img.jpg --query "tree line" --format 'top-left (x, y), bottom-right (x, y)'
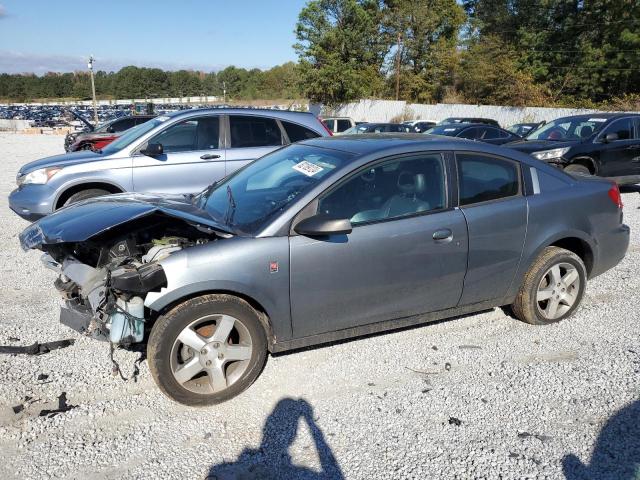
top-left (0, 63), bottom-right (302, 103)
top-left (2, 0), bottom-right (639, 109)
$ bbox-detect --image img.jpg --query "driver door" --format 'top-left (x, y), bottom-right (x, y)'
top-left (132, 115), bottom-right (226, 194)
top-left (289, 152), bottom-right (468, 338)
top-left (597, 117), bottom-right (640, 177)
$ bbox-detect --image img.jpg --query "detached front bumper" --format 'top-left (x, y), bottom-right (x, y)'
top-left (9, 184), bottom-right (56, 221)
top-left (60, 299), bottom-right (108, 341)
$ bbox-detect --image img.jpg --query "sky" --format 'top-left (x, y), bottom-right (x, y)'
top-left (0, 0), bottom-right (308, 74)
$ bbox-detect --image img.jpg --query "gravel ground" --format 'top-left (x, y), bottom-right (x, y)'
top-left (0, 133), bottom-right (638, 480)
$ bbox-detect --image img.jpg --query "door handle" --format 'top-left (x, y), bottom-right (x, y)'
top-left (200, 153), bottom-right (221, 160)
top-left (432, 228), bottom-right (453, 242)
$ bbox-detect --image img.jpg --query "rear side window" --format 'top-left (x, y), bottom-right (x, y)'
top-left (282, 121), bottom-right (320, 143)
top-left (481, 127), bottom-right (509, 139)
top-left (336, 119), bottom-right (351, 132)
top-left (457, 153), bottom-right (520, 205)
top-left (230, 116), bottom-right (282, 148)
top-left (458, 127), bottom-right (479, 139)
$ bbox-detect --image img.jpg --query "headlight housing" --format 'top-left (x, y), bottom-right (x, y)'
top-left (531, 147), bottom-right (571, 162)
top-left (17, 167), bottom-right (62, 186)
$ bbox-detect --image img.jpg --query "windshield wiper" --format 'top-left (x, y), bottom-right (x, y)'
top-left (224, 185), bottom-right (237, 227)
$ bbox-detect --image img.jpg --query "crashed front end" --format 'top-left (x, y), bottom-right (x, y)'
top-left (20, 198), bottom-right (225, 345)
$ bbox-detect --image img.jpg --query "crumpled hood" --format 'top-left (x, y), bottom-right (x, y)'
top-left (18, 150), bottom-right (104, 176)
top-left (19, 192), bottom-right (230, 250)
top-left (504, 139), bottom-right (577, 154)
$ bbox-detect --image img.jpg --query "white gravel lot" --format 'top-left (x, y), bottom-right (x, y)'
top-left (0, 133), bottom-right (638, 480)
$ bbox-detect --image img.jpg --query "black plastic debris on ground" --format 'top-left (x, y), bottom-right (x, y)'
top-left (37, 373), bottom-right (49, 381)
top-left (0, 339), bottom-right (74, 356)
top-left (448, 417), bottom-right (462, 426)
top-left (12, 396), bottom-right (34, 415)
top-left (39, 392), bottom-right (77, 418)
top-left (517, 431), bottom-right (553, 443)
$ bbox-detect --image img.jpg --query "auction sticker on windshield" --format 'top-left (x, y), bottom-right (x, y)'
top-left (293, 160), bottom-right (324, 177)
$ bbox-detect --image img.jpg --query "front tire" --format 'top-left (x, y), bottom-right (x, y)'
top-left (511, 247), bottom-right (586, 325)
top-left (148, 294), bottom-right (268, 406)
top-left (564, 163), bottom-right (591, 175)
top-left (62, 188), bottom-right (111, 207)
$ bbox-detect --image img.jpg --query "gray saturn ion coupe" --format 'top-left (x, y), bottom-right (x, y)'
top-left (20, 135), bottom-right (630, 406)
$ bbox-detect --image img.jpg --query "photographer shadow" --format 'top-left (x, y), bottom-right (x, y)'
top-left (562, 399), bottom-right (639, 479)
top-left (207, 397), bottom-right (344, 480)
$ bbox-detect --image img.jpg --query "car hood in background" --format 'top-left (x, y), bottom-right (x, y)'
top-left (18, 150), bottom-right (109, 175)
top-left (67, 109), bottom-right (94, 131)
top-left (504, 139), bottom-right (577, 153)
top-left (19, 193), bottom-right (231, 249)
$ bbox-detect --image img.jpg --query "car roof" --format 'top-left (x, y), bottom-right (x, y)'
top-left (554, 113), bottom-right (640, 122)
top-left (164, 107), bottom-right (316, 121)
top-left (300, 133), bottom-right (516, 156)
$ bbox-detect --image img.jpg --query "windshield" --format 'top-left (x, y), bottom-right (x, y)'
top-left (199, 144), bottom-right (353, 235)
top-left (424, 125), bottom-right (461, 136)
top-left (101, 116), bottom-right (169, 154)
top-left (526, 116), bottom-right (607, 141)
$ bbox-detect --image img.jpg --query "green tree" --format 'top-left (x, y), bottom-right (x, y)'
top-left (294, 0), bottom-right (387, 105)
top-left (382, 0), bottom-right (466, 102)
top-left (457, 35), bottom-right (548, 106)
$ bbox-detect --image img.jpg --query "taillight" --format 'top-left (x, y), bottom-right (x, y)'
top-left (319, 118), bottom-right (333, 136)
top-left (608, 183), bottom-right (623, 209)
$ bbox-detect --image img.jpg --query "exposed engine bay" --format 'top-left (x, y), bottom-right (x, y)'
top-left (39, 215), bottom-right (219, 345)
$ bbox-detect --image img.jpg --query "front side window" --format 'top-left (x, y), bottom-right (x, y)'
top-left (229, 115), bottom-right (282, 148)
top-left (600, 118), bottom-right (635, 141)
top-left (458, 153), bottom-right (520, 206)
top-left (282, 121), bottom-right (320, 143)
top-left (318, 153), bottom-right (446, 225)
top-left (150, 116), bottom-right (219, 153)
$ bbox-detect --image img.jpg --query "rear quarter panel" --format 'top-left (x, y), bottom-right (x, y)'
top-left (503, 175), bottom-right (626, 303)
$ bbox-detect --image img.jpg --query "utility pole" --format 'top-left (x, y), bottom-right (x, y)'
top-left (223, 81), bottom-right (227, 104)
top-left (395, 33), bottom-right (402, 101)
top-left (87, 55), bottom-right (98, 124)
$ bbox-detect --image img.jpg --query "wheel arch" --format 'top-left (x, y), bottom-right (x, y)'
top-left (568, 156), bottom-right (598, 175)
top-left (504, 231), bottom-right (597, 305)
top-left (149, 288), bottom-right (276, 350)
top-left (54, 181), bottom-right (125, 209)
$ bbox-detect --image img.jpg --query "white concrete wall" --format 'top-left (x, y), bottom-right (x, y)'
top-left (328, 99), bottom-right (637, 126)
top-left (0, 119), bottom-right (32, 131)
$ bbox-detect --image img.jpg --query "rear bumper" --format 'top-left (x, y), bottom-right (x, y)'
top-left (591, 223), bottom-right (631, 278)
top-left (8, 184), bottom-right (56, 220)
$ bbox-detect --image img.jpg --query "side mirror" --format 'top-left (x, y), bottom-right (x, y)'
top-left (294, 214), bottom-right (352, 236)
top-left (604, 133), bottom-right (619, 143)
top-left (141, 142), bottom-right (163, 156)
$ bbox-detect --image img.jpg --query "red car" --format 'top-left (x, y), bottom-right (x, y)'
top-left (65, 115), bottom-right (156, 152)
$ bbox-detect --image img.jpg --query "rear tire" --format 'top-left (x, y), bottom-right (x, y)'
top-left (564, 163), bottom-right (591, 175)
top-left (511, 247), bottom-right (586, 325)
top-left (62, 188), bottom-right (111, 207)
top-left (148, 294), bottom-right (268, 406)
